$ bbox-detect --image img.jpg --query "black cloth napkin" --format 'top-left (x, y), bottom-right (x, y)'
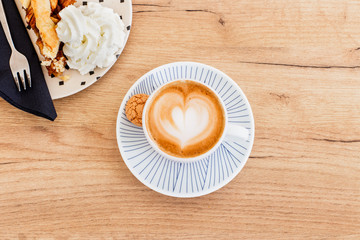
top-left (0, 0), bottom-right (57, 121)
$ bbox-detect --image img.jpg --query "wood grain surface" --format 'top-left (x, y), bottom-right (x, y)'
top-left (0, 0), bottom-right (360, 239)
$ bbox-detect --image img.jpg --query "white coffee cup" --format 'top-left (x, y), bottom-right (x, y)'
top-left (142, 79), bottom-right (249, 162)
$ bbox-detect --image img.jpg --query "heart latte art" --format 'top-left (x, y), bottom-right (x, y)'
top-left (145, 81), bottom-right (225, 158)
top-left (159, 94), bottom-right (211, 147)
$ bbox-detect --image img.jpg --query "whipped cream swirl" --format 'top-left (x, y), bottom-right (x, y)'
top-left (56, 3), bottom-right (126, 75)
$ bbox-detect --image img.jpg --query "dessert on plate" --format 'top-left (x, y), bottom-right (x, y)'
top-left (20, 0), bottom-right (126, 78)
top-left (22, 0), bottom-right (75, 77)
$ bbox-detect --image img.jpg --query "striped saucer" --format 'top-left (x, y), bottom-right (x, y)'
top-left (116, 62), bottom-right (255, 198)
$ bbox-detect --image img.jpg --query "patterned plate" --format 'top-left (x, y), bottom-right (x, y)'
top-left (116, 62), bottom-right (255, 197)
top-left (15, 0), bottom-right (132, 99)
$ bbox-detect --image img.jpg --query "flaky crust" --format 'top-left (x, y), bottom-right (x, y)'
top-left (31, 0), bottom-right (59, 59)
top-left (20, 0), bottom-right (31, 9)
top-left (50, 0), bottom-right (57, 11)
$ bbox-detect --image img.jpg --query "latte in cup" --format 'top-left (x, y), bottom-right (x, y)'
top-left (144, 80), bottom-right (226, 158)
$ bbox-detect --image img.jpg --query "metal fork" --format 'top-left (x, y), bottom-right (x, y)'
top-left (0, 0), bottom-right (31, 91)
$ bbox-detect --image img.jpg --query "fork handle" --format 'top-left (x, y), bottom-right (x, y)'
top-left (0, 0), bottom-right (16, 51)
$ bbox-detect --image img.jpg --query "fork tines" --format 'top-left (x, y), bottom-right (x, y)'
top-left (14, 70), bottom-right (31, 92)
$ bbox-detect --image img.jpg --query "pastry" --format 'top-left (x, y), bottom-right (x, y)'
top-left (22, 0), bottom-right (76, 77)
top-left (49, 0), bottom-right (57, 11)
top-left (31, 0), bottom-right (59, 59)
top-left (20, 0), bottom-right (31, 9)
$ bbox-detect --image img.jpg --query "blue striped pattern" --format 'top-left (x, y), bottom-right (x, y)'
top-left (118, 63), bottom-right (253, 196)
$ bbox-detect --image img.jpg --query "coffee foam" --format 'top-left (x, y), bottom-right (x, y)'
top-left (145, 81), bottom-right (225, 158)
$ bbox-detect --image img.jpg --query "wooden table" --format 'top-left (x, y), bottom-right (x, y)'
top-left (0, 0), bottom-right (359, 238)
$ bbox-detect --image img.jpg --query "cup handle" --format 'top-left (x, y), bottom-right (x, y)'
top-left (224, 124), bottom-right (249, 142)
